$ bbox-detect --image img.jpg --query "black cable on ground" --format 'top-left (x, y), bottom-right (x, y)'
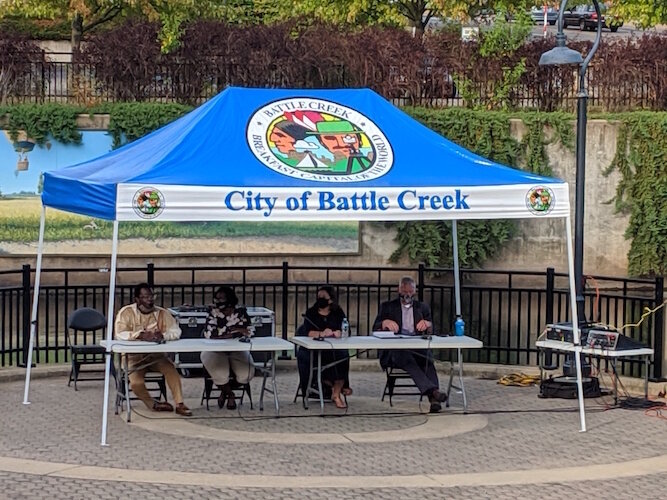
top-left (618, 397), bottom-right (666, 410)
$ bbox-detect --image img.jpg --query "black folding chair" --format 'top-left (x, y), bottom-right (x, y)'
top-left (66, 307), bottom-right (108, 390)
top-left (201, 368), bottom-right (253, 410)
top-left (381, 366), bottom-right (423, 406)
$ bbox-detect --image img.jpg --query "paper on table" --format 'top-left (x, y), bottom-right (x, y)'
top-left (372, 331), bottom-right (416, 339)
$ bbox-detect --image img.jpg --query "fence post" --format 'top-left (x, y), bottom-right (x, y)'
top-left (20, 264), bottom-right (31, 368)
top-left (542, 267), bottom-right (556, 369)
top-left (418, 263), bottom-right (425, 302)
top-left (147, 263), bottom-right (155, 288)
top-left (545, 267), bottom-right (555, 325)
top-left (280, 261), bottom-right (290, 359)
top-left (652, 276), bottom-right (664, 381)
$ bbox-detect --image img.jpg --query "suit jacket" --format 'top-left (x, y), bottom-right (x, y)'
top-left (372, 298), bottom-right (432, 369)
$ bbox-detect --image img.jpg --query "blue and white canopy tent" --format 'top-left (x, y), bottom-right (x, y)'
top-left (23, 87), bottom-right (587, 443)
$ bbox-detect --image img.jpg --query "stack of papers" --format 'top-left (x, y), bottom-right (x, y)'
top-left (372, 331), bottom-right (416, 339)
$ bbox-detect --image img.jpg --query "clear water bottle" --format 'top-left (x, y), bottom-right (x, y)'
top-left (341, 318), bottom-right (350, 338)
top-left (455, 317), bottom-right (465, 337)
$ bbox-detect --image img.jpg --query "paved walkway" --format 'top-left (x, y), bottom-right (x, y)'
top-left (1, 365), bottom-right (665, 498)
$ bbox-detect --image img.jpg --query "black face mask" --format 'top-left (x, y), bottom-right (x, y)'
top-left (316, 297), bottom-right (330, 309)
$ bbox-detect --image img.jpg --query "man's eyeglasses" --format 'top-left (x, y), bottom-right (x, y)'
top-left (399, 294), bottom-right (414, 301)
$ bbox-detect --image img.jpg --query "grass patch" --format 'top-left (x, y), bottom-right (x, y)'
top-left (0, 197), bottom-right (359, 242)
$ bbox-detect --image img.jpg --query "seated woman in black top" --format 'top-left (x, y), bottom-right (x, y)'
top-left (298, 285), bottom-right (351, 408)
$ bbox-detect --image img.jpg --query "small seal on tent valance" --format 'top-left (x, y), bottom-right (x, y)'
top-left (526, 186), bottom-right (555, 215)
top-left (246, 97), bottom-right (393, 183)
top-left (133, 187), bottom-right (165, 219)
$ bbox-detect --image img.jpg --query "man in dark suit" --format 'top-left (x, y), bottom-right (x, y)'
top-left (373, 276), bottom-right (448, 413)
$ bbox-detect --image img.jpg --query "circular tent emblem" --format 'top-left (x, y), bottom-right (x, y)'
top-left (246, 97), bottom-right (393, 182)
top-left (526, 186), bottom-right (555, 215)
top-left (132, 187), bottom-right (164, 219)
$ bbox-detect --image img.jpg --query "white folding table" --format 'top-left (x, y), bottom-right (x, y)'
top-left (290, 335), bottom-right (482, 413)
top-left (101, 337), bottom-right (294, 427)
top-left (536, 339), bottom-right (654, 403)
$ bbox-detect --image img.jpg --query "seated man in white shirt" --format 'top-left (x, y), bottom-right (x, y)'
top-left (114, 283), bottom-right (192, 416)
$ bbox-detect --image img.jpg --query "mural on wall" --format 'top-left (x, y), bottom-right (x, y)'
top-left (0, 131), bottom-right (359, 256)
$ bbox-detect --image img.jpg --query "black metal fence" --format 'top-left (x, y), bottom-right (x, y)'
top-left (1, 263), bottom-right (663, 379)
top-left (1, 53), bottom-right (664, 111)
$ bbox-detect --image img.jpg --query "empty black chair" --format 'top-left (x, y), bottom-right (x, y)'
top-left (66, 307), bottom-right (108, 390)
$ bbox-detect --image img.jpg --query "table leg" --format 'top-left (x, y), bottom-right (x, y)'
top-left (123, 355), bottom-right (131, 423)
top-left (457, 348), bottom-right (468, 411)
top-left (304, 350), bottom-right (314, 410)
top-left (612, 358), bottom-right (618, 406)
top-left (644, 356), bottom-right (649, 399)
top-left (317, 351), bottom-right (324, 414)
top-left (271, 353), bottom-right (280, 414)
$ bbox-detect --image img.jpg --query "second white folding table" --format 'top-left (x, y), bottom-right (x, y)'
top-left (291, 335), bottom-right (482, 413)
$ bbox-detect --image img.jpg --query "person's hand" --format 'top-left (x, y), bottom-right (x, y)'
top-left (416, 319), bottom-right (431, 332)
top-left (139, 329), bottom-right (162, 342)
top-left (381, 319), bottom-right (399, 333)
top-left (332, 330), bottom-right (341, 338)
top-left (322, 328), bottom-right (334, 338)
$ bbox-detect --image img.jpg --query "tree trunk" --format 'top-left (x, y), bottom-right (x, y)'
top-left (71, 13), bottom-right (84, 52)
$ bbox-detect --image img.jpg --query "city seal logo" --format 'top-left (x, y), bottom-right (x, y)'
top-left (526, 186), bottom-right (555, 215)
top-left (132, 187), bottom-right (164, 219)
top-left (246, 97), bottom-right (393, 182)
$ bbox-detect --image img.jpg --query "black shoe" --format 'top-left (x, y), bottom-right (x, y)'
top-left (429, 402), bottom-right (442, 413)
top-left (431, 389), bottom-right (448, 403)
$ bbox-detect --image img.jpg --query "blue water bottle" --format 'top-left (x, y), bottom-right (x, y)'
top-left (455, 317), bottom-right (465, 337)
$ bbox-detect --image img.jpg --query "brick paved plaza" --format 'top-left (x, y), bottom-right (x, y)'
top-left (0, 364), bottom-right (665, 499)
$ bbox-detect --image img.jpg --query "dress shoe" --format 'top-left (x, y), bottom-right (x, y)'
top-left (175, 403), bottom-right (192, 416)
top-left (429, 402), bottom-right (442, 413)
top-left (431, 389), bottom-right (448, 403)
top-left (152, 401), bottom-right (174, 412)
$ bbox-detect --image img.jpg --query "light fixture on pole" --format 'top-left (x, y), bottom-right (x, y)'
top-left (539, 0), bottom-right (603, 325)
top-left (14, 139), bottom-right (36, 173)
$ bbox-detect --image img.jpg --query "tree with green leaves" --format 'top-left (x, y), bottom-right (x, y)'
top-left (609, 0), bottom-right (667, 28)
top-left (0, 0), bottom-right (228, 52)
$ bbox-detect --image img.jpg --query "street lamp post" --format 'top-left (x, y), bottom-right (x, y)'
top-left (539, 0), bottom-right (603, 324)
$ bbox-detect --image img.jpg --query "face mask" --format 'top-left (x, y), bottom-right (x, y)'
top-left (216, 301), bottom-right (231, 309)
top-left (399, 294), bottom-right (414, 306)
top-left (316, 297), bottom-right (330, 309)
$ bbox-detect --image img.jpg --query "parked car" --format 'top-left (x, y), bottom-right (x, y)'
top-left (562, 4), bottom-right (623, 32)
top-left (530, 6), bottom-right (559, 25)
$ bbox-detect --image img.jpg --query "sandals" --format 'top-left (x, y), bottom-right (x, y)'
top-left (332, 394), bottom-right (347, 409)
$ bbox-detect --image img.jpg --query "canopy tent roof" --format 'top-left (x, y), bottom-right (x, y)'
top-left (42, 87), bottom-right (568, 221)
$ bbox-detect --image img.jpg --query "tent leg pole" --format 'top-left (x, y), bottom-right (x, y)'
top-left (452, 220), bottom-right (462, 318)
top-left (566, 215), bottom-right (586, 432)
top-left (101, 220), bottom-right (120, 446)
top-left (23, 206), bottom-right (46, 405)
